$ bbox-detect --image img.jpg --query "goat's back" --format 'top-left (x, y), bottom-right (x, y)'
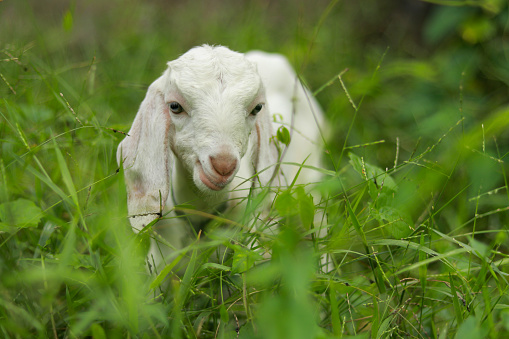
top-left (246, 51), bottom-right (325, 187)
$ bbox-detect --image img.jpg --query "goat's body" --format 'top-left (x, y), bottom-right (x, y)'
top-left (117, 45), bottom-right (325, 268)
top-left (245, 51), bottom-right (324, 187)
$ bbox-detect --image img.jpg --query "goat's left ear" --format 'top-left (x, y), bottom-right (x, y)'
top-left (117, 75), bottom-right (172, 231)
top-left (253, 109), bottom-right (279, 187)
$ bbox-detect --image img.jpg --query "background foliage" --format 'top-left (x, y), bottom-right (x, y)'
top-left (1, 0), bottom-right (509, 338)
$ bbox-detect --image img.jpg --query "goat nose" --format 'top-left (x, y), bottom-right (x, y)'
top-left (210, 154), bottom-right (237, 177)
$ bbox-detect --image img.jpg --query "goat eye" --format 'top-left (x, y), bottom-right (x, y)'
top-left (250, 103), bottom-right (263, 116)
top-left (168, 101), bottom-right (184, 114)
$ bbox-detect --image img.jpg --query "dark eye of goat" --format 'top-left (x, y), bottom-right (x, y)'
top-left (250, 103), bottom-right (263, 116)
top-left (168, 101), bottom-right (184, 114)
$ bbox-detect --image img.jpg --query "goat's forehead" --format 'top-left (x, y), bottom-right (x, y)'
top-left (167, 48), bottom-right (262, 102)
top-left (171, 46), bottom-right (255, 75)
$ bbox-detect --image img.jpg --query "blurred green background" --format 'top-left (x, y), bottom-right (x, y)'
top-left (1, 0), bottom-right (509, 338)
top-left (3, 0), bottom-right (509, 165)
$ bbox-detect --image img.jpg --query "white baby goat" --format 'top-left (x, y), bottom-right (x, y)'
top-left (117, 45), bottom-right (324, 265)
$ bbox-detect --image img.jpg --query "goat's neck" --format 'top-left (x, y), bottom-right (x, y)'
top-left (171, 158), bottom-right (229, 216)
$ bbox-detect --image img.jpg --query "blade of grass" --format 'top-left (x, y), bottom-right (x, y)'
top-left (449, 273), bottom-right (463, 325)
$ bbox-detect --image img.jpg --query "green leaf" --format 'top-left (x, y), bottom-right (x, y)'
top-left (349, 152), bottom-right (397, 208)
top-left (495, 231), bottom-right (507, 245)
top-left (232, 246), bottom-right (262, 274)
top-left (0, 199), bottom-right (43, 231)
top-left (346, 197), bottom-right (366, 246)
top-left (219, 304), bottom-right (229, 324)
top-left (274, 189), bottom-right (297, 217)
top-left (150, 251), bottom-right (187, 289)
top-left (90, 323), bottom-right (106, 339)
top-left (454, 315), bottom-right (489, 339)
top-left (62, 9), bottom-right (73, 32)
top-left (374, 206), bottom-right (412, 239)
top-left (424, 6), bottom-right (469, 45)
top-left (469, 237), bottom-right (489, 258)
top-left (376, 315), bottom-right (394, 339)
top-left (277, 126), bottom-right (291, 146)
top-left (52, 138), bottom-right (80, 209)
top-left (460, 16), bottom-right (496, 44)
top-left (296, 187), bottom-right (315, 229)
top-left (0, 223), bottom-right (19, 233)
top-left (201, 263), bottom-right (231, 272)
top-left (349, 152), bottom-right (397, 192)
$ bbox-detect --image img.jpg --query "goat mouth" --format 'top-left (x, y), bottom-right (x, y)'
top-left (196, 162), bottom-right (228, 191)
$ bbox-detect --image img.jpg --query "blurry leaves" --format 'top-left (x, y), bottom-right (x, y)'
top-left (454, 315), bottom-right (490, 339)
top-left (425, 3), bottom-right (500, 45)
top-left (349, 153), bottom-right (391, 202)
top-left (296, 187), bottom-right (315, 228)
top-left (349, 152), bottom-right (396, 196)
top-left (423, 0), bottom-right (505, 14)
top-left (424, 6), bottom-right (471, 44)
top-left (375, 315), bottom-right (395, 339)
top-left (251, 232), bottom-right (322, 339)
top-left (469, 237), bottom-right (490, 257)
top-left (460, 16), bottom-right (496, 44)
top-left (149, 250), bottom-right (188, 290)
top-left (232, 245), bottom-right (262, 274)
top-left (495, 231), bottom-right (507, 245)
top-left (201, 262), bottom-right (231, 272)
top-left (275, 186), bottom-right (315, 229)
top-left (219, 303), bottom-right (229, 324)
top-left (90, 323), bottom-right (106, 339)
top-left (349, 153), bottom-right (412, 238)
top-left (383, 60), bottom-right (437, 82)
top-left (274, 190), bottom-right (296, 216)
top-left (0, 198), bottom-right (43, 233)
top-left (34, 222), bottom-right (58, 257)
top-left (373, 206), bottom-right (412, 239)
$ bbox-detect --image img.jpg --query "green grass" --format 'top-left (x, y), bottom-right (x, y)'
top-left (1, 0), bottom-right (509, 338)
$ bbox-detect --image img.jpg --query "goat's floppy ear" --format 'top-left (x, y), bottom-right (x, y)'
top-left (253, 109), bottom-right (279, 187)
top-left (117, 75), bottom-right (172, 231)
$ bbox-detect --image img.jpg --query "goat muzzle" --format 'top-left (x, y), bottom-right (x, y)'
top-left (197, 153), bottom-right (238, 191)
top-left (210, 154), bottom-right (237, 177)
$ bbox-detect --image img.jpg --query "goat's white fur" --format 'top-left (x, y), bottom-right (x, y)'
top-left (117, 45), bottom-right (324, 263)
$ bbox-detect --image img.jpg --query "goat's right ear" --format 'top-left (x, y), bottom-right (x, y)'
top-left (117, 76), bottom-right (172, 231)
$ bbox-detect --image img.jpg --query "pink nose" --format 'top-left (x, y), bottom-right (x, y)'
top-left (210, 153), bottom-right (237, 177)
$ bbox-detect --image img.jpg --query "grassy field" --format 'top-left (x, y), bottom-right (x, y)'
top-left (1, 0), bottom-right (509, 338)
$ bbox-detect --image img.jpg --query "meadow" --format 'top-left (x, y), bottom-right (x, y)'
top-left (1, 0), bottom-right (508, 338)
